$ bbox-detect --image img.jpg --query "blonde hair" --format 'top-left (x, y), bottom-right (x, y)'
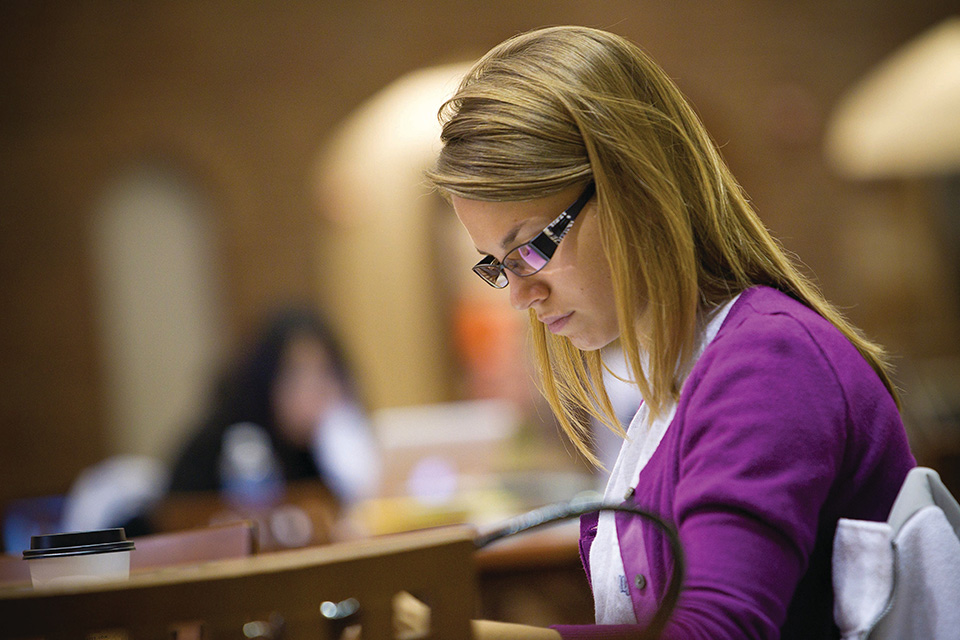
top-left (427, 26), bottom-right (900, 466)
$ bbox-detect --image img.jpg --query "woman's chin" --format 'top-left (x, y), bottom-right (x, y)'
top-left (567, 332), bottom-right (619, 352)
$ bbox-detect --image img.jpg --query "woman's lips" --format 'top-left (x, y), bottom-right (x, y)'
top-left (542, 313), bottom-right (572, 334)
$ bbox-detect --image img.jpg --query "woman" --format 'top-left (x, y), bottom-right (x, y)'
top-left (421, 26), bottom-right (915, 640)
top-left (168, 306), bottom-right (380, 508)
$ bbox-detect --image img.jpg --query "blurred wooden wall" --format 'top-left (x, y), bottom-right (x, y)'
top-left (1, 1), bottom-right (957, 509)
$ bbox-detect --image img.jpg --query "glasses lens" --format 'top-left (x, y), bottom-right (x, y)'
top-left (515, 244), bottom-right (549, 272)
top-left (474, 262), bottom-right (508, 288)
top-left (502, 243), bottom-right (548, 276)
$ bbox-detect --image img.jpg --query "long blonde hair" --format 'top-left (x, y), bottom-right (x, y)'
top-left (427, 26), bottom-right (899, 466)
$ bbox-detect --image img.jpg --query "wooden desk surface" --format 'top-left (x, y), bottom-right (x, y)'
top-left (151, 481), bottom-right (340, 552)
top-left (474, 520), bottom-right (581, 572)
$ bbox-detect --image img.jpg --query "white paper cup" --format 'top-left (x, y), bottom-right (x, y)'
top-left (23, 528), bottom-right (135, 589)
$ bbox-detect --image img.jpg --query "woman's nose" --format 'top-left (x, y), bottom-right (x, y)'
top-left (508, 272), bottom-right (548, 310)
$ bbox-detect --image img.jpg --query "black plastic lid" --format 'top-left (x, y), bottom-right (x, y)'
top-left (22, 528), bottom-right (135, 560)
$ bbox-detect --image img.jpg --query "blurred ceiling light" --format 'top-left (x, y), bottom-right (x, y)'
top-left (825, 17), bottom-right (960, 179)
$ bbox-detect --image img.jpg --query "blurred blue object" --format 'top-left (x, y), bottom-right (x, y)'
top-left (2, 494), bottom-right (66, 555)
top-left (220, 422), bottom-right (284, 509)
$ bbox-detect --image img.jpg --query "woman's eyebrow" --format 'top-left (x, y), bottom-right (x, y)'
top-left (500, 223), bottom-right (525, 250)
top-left (474, 221), bottom-right (530, 257)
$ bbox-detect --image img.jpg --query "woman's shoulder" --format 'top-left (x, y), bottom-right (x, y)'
top-left (721, 286), bottom-right (833, 336)
top-left (714, 286), bottom-right (865, 370)
top-left (167, 420), bottom-right (227, 493)
top-left (685, 285), bottom-right (897, 422)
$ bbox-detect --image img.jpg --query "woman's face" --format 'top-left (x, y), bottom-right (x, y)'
top-left (452, 184), bottom-right (620, 351)
top-left (271, 334), bottom-right (343, 447)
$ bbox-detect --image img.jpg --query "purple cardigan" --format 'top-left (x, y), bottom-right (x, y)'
top-left (553, 287), bottom-right (915, 640)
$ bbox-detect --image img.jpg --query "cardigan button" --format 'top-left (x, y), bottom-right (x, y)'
top-left (624, 487), bottom-right (635, 500)
top-left (634, 574), bottom-right (647, 590)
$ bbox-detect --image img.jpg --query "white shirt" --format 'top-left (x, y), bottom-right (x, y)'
top-left (310, 402), bottom-right (381, 504)
top-left (591, 296), bottom-right (739, 623)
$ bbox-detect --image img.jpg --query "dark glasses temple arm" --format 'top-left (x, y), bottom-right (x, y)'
top-left (528, 181), bottom-right (596, 260)
top-left (528, 231), bottom-right (560, 260)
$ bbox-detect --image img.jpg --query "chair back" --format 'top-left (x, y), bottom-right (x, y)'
top-left (0, 524), bottom-right (477, 640)
top-left (833, 467), bottom-right (960, 640)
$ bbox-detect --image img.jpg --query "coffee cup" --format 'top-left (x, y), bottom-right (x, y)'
top-left (22, 528), bottom-right (135, 589)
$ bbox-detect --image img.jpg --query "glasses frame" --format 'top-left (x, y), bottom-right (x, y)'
top-left (472, 181), bottom-right (596, 288)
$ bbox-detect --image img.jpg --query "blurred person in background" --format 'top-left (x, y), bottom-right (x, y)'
top-left (400, 25), bottom-right (916, 640)
top-left (17, 306), bottom-right (379, 548)
top-left (167, 306), bottom-right (380, 512)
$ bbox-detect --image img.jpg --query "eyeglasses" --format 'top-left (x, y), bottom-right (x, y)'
top-left (472, 181), bottom-right (596, 288)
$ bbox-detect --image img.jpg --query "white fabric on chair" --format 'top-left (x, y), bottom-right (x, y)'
top-left (833, 467), bottom-right (960, 640)
top-left (832, 518), bottom-right (894, 636)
